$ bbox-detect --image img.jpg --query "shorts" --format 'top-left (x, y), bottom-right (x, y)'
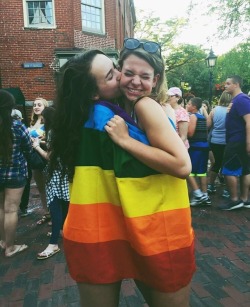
top-left (210, 143), bottom-right (226, 173)
top-left (188, 146), bottom-right (209, 176)
top-left (0, 177), bottom-right (27, 191)
top-left (221, 142), bottom-right (250, 176)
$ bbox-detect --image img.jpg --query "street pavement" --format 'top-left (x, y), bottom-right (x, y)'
top-left (0, 181), bottom-right (250, 307)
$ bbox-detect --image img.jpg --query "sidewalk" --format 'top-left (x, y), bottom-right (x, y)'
top-left (0, 182), bottom-right (250, 306)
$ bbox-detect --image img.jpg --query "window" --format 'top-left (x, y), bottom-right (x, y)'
top-left (23, 0), bottom-right (55, 28)
top-left (81, 0), bottom-right (105, 34)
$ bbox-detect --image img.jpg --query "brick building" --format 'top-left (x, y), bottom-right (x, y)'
top-left (0, 0), bottom-right (136, 105)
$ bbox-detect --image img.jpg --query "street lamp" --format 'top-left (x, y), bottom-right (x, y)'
top-left (205, 47), bottom-right (217, 103)
top-left (180, 80), bottom-right (185, 89)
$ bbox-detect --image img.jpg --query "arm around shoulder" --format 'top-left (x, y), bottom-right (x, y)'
top-left (106, 98), bottom-right (191, 179)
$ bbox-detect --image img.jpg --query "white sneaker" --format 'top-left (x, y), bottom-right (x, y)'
top-left (244, 201), bottom-right (250, 208)
top-left (190, 194), bottom-right (207, 206)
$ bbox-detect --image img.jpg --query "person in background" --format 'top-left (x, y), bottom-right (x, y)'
top-left (200, 100), bottom-right (210, 118)
top-left (32, 107), bottom-right (69, 259)
top-left (219, 75), bottom-right (250, 210)
top-left (207, 91), bottom-right (232, 198)
top-left (10, 109), bottom-right (32, 217)
top-left (162, 92), bottom-right (176, 128)
top-left (168, 87), bottom-right (190, 148)
top-left (187, 97), bottom-right (211, 206)
top-left (11, 109), bottom-right (23, 121)
top-left (50, 44), bottom-right (194, 307)
top-left (201, 99), bottom-right (215, 187)
top-left (28, 98), bottom-right (50, 224)
top-left (0, 89), bottom-right (32, 257)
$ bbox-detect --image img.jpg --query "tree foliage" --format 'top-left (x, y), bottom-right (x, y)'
top-left (134, 10), bottom-right (211, 99)
top-left (166, 45), bottom-right (210, 100)
top-left (189, 0), bottom-right (250, 38)
top-left (214, 41), bottom-right (250, 93)
top-left (134, 9), bottom-right (250, 101)
top-left (134, 10), bottom-right (187, 53)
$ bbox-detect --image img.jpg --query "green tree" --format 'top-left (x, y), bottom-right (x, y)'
top-left (189, 0), bottom-right (250, 38)
top-left (134, 10), bottom-right (187, 53)
top-left (214, 41), bottom-right (250, 93)
top-left (166, 45), bottom-right (211, 100)
top-left (134, 10), bottom-right (212, 99)
top-left (134, 7), bottom-right (250, 102)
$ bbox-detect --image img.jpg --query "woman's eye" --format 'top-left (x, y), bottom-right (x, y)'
top-left (108, 72), bottom-right (114, 80)
top-left (124, 72), bottom-right (133, 77)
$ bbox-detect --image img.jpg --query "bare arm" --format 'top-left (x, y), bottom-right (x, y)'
top-left (32, 138), bottom-right (49, 160)
top-left (178, 121), bottom-right (189, 143)
top-left (105, 98), bottom-right (191, 179)
top-left (201, 106), bottom-right (209, 119)
top-left (207, 109), bottom-right (214, 129)
top-left (187, 114), bottom-right (197, 137)
top-left (243, 114), bottom-right (250, 155)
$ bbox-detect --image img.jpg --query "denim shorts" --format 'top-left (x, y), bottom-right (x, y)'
top-left (0, 178), bottom-right (27, 191)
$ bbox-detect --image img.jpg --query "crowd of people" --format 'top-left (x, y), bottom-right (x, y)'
top-left (1, 37), bottom-right (250, 306)
top-left (165, 77), bottom-right (250, 212)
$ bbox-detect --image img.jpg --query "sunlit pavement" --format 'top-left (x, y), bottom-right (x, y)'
top-left (0, 182), bottom-right (250, 306)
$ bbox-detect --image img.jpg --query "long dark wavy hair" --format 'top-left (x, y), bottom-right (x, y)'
top-left (41, 106), bottom-right (55, 140)
top-left (48, 49), bottom-right (106, 181)
top-left (0, 90), bottom-right (15, 163)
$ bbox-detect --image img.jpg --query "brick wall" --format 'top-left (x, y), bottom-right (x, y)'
top-left (0, 0), bottom-right (135, 103)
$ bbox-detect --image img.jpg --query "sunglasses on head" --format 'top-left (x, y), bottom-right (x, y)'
top-left (123, 38), bottom-right (161, 56)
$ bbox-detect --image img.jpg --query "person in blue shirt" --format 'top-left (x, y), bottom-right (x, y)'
top-left (186, 97), bottom-right (211, 206)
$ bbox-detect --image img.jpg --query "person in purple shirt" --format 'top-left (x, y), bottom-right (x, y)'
top-left (219, 75), bottom-right (250, 210)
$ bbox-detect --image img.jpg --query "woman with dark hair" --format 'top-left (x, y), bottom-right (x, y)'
top-left (32, 106), bottom-right (69, 259)
top-left (49, 45), bottom-right (194, 306)
top-left (0, 89), bottom-right (32, 257)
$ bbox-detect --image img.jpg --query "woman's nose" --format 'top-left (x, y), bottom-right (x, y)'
top-left (131, 75), bottom-right (141, 85)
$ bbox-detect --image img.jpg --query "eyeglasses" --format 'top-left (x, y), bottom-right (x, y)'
top-left (123, 38), bottom-right (161, 56)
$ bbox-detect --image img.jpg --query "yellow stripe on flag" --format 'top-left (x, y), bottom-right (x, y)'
top-left (70, 166), bottom-right (190, 218)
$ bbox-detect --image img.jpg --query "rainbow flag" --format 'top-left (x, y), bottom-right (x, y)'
top-left (63, 101), bottom-right (195, 292)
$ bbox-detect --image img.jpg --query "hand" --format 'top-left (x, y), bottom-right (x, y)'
top-left (105, 115), bottom-right (129, 146)
top-left (32, 137), bottom-right (40, 149)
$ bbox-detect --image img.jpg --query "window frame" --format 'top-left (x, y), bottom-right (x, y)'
top-left (23, 0), bottom-right (56, 29)
top-left (81, 0), bottom-right (105, 34)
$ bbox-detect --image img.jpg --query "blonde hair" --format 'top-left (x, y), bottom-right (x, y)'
top-left (218, 91), bottom-right (232, 107)
top-left (30, 97), bottom-right (49, 126)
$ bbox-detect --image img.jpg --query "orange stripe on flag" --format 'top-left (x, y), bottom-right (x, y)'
top-left (63, 203), bottom-right (128, 243)
top-left (63, 204), bottom-right (193, 255)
